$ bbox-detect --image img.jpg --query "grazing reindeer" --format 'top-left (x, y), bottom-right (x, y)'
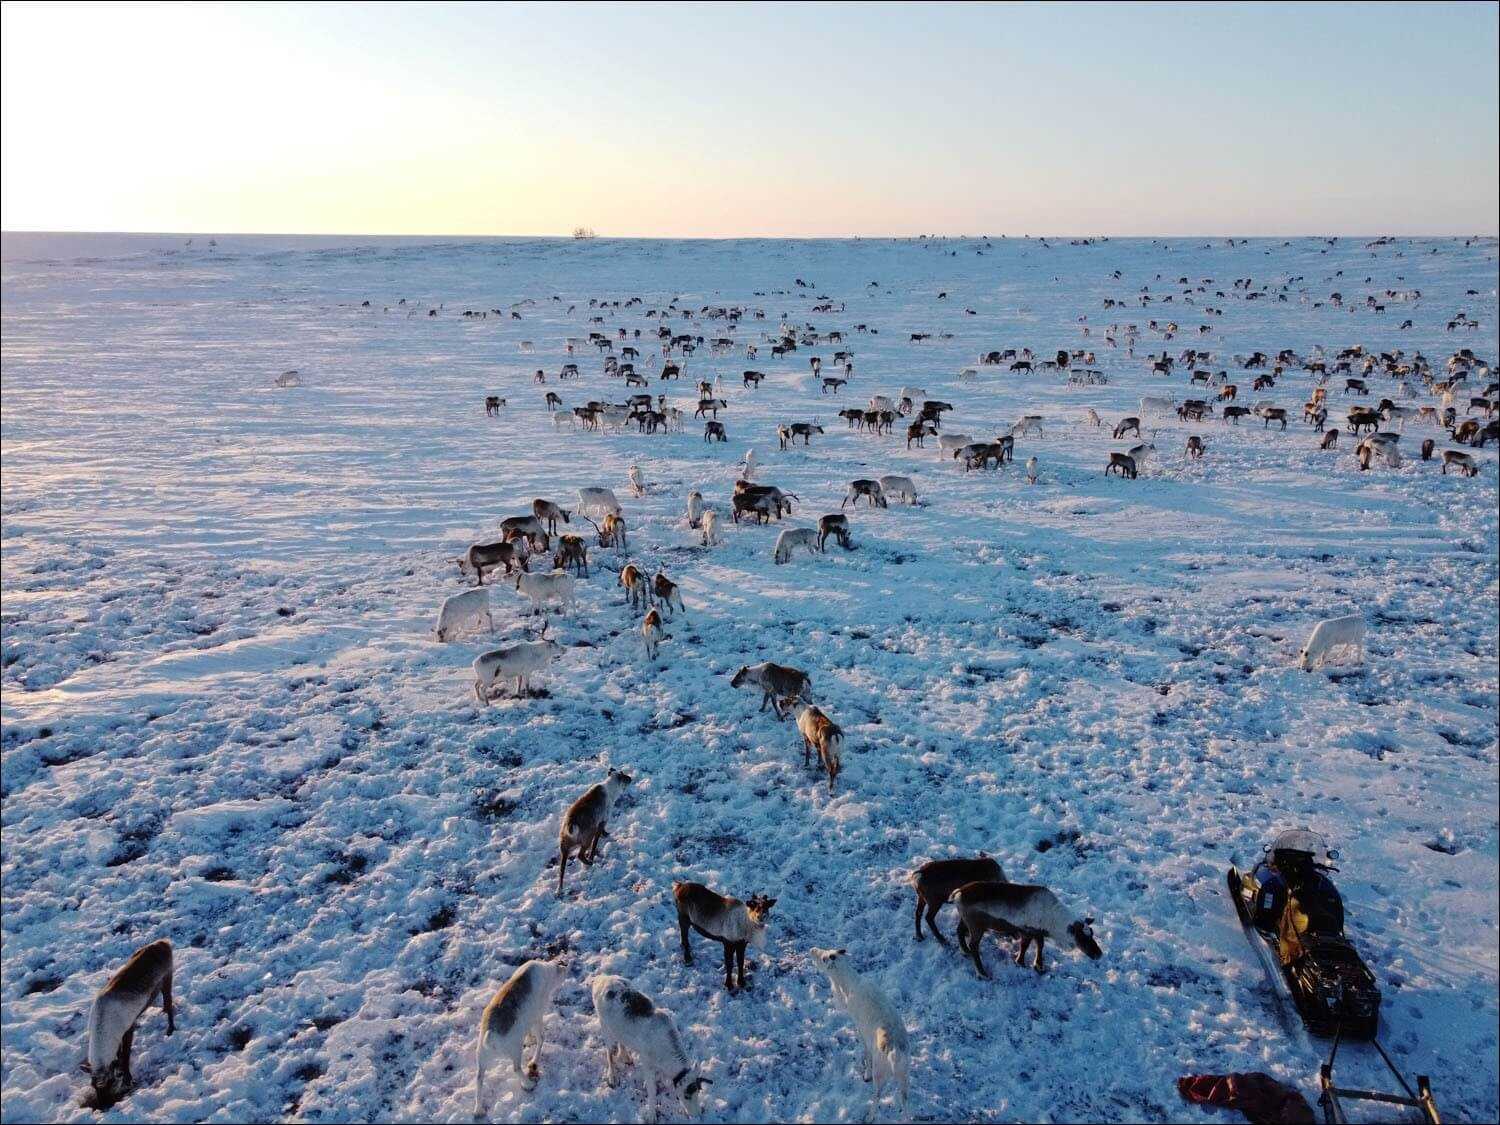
top-left (685, 490), bottom-right (704, 529)
top-left (474, 959), bottom-right (564, 1110)
top-left (1185, 435), bottom-right (1206, 459)
top-left (642, 608), bottom-right (666, 659)
top-left (704, 421), bottom-right (727, 442)
top-left (672, 882), bottom-right (776, 991)
top-left (730, 662), bottom-right (810, 718)
top-left (1113, 417), bottom-right (1141, 439)
top-left (773, 526), bottom-right (820, 564)
top-left (817, 513), bottom-right (853, 551)
top-left (1320, 429), bottom-right (1339, 450)
top-left (501, 515), bottom-right (550, 553)
top-left (910, 857), bottom-right (1005, 943)
top-left (653, 570), bottom-right (686, 617)
top-left (1083, 407), bottom-right (1103, 428)
top-left (84, 940), bottom-right (175, 1110)
top-left (1443, 449), bottom-right (1479, 476)
top-left (557, 768), bottom-right (633, 894)
top-left (620, 563), bottom-right (647, 609)
top-left (809, 949), bottom-right (910, 1122)
top-left (1297, 615), bottom-right (1366, 670)
top-left (951, 882), bottom-right (1103, 978)
top-left (552, 534), bottom-right (589, 577)
top-left (532, 499), bottom-right (571, 534)
top-left (591, 976), bottom-right (711, 1124)
top-left (1105, 452), bottom-right (1138, 479)
top-left (795, 705), bottom-right (843, 791)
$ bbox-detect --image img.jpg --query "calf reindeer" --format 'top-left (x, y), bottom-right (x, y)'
top-left (85, 940), bottom-right (175, 1109)
top-left (673, 882), bottom-right (776, 991)
top-left (795, 705), bottom-right (843, 791)
top-left (817, 513), bottom-right (853, 551)
top-left (475, 959), bottom-right (564, 1110)
top-left (642, 608), bottom-right (666, 660)
top-left (620, 563), bottom-right (647, 609)
top-left (557, 768), bottom-right (633, 895)
top-left (910, 856), bottom-right (1005, 944)
top-left (700, 508), bottom-right (722, 546)
top-left (951, 881), bottom-right (1102, 978)
top-left (653, 570), bottom-right (686, 617)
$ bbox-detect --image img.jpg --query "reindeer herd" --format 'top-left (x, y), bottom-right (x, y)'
top-left (75, 269), bottom-right (1493, 1122)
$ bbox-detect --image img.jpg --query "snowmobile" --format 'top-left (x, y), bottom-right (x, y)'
top-left (1227, 828), bottom-right (1440, 1124)
top-left (1227, 827), bottom-right (1380, 1039)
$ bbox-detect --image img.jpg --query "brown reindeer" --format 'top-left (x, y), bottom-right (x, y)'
top-left (673, 882), bottom-right (776, 991)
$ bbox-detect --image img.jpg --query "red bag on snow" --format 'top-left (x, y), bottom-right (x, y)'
top-left (1177, 1072), bottom-right (1316, 1125)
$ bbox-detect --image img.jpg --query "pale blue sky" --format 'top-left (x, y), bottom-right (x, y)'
top-left (2, 1), bottom-right (1496, 235)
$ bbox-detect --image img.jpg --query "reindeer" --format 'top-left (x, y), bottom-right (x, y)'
top-left (653, 570), bottom-right (686, 617)
top-left (557, 768), bottom-right (633, 894)
top-left (673, 883), bottom-right (776, 991)
top-left (84, 940), bottom-right (175, 1109)
top-left (730, 662), bottom-right (810, 718)
top-left (842, 479), bottom-right (887, 509)
top-left (910, 857), bottom-right (1005, 943)
top-left (817, 513), bottom-right (853, 551)
top-left (795, 705), bottom-right (843, 791)
top-left (552, 534), bottom-right (589, 577)
top-left (620, 563), bottom-right (647, 609)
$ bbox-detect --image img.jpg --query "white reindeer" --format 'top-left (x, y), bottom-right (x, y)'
top-left (474, 959), bottom-right (564, 1111)
top-left (809, 948), bottom-right (909, 1122)
top-left (591, 975), bottom-right (711, 1124)
top-left (1297, 615), bottom-right (1366, 671)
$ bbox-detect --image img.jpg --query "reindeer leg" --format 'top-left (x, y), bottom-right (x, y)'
top-left (969, 929), bottom-right (991, 979)
top-left (722, 941), bottom-right (735, 991)
top-left (914, 893), bottom-right (926, 942)
top-left (678, 912), bottom-right (693, 965)
top-left (925, 900), bottom-right (949, 945)
top-left (736, 941), bottom-right (748, 989)
top-left (161, 973), bottom-right (175, 1034)
top-left (475, 1041), bottom-right (488, 1117)
top-left (955, 918), bottom-right (969, 953)
top-left (557, 843), bottom-right (570, 893)
top-left (117, 1026), bottom-right (136, 1090)
top-left (1034, 936), bottom-right (1046, 973)
top-left (1016, 936), bottom-right (1030, 967)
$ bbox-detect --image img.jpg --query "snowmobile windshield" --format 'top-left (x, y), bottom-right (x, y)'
top-left (1268, 828), bottom-right (1332, 865)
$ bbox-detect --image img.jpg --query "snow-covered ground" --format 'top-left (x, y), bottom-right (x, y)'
top-left (2, 233), bottom-right (1496, 1124)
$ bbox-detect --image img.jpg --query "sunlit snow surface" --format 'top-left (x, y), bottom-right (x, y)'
top-left (2, 233), bottom-right (1496, 1123)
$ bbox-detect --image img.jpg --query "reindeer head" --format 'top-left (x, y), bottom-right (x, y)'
top-left (745, 894), bottom-right (777, 926)
top-left (1068, 918), bottom-right (1103, 960)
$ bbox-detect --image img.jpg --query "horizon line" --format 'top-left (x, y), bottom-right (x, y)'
top-left (5, 228), bottom-right (1498, 242)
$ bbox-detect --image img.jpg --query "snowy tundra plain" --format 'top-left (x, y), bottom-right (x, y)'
top-left (1, 233), bottom-right (1497, 1123)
